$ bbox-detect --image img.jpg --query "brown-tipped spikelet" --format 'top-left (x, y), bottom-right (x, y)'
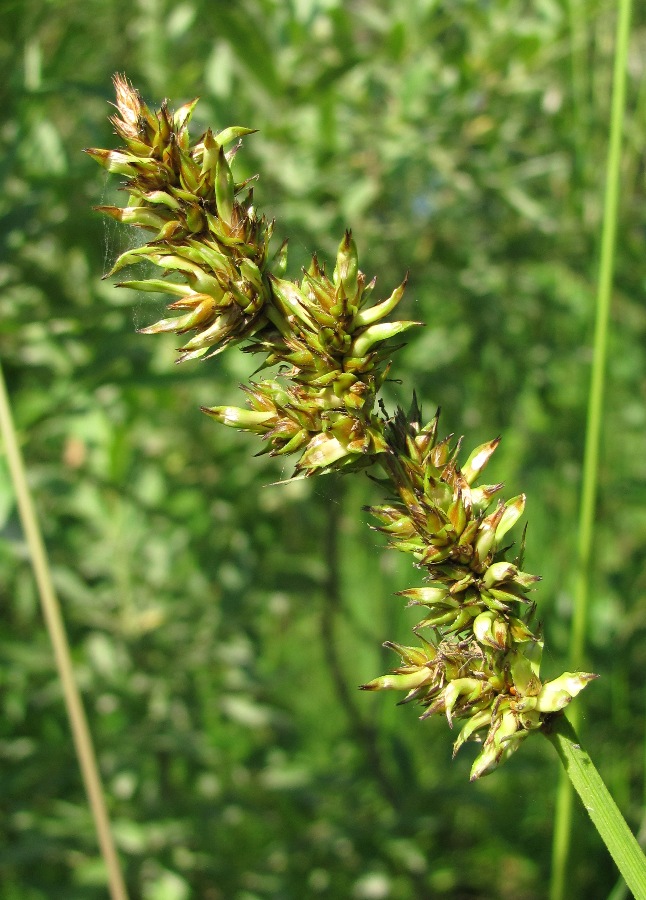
top-left (91, 77), bottom-right (597, 781)
top-left (361, 397), bottom-right (596, 777)
top-left (200, 232), bottom-right (418, 476)
top-left (87, 74), bottom-right (270, 362)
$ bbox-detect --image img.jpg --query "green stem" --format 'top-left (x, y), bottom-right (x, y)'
top-left (545, 716), bottom-right (646, 900)
top-left (571, 0), bottom-right (631, 678)
top-left (0, 362), bottom-right (129, 900)
top-left (551, 0), bottom-right (632, 896)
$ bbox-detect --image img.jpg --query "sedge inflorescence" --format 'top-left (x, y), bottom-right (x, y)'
top-left (88, 75), bottom-right (596, 779)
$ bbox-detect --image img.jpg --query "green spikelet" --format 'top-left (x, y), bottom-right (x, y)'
top-left (361, 398), bottom-right (596, 777)
top-left (86, 74), bottom-right (269, 360)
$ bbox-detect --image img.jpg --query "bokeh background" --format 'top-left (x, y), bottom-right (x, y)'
top-left (2, 1), bottom-right (646, 897)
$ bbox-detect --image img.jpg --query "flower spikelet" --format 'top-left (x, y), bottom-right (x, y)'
top-left (202, 232), bottom-right (420, 475)
top-left (362, 397), bottom-right (597, 777)
top-left (86, 74), bottom-right (271, 361)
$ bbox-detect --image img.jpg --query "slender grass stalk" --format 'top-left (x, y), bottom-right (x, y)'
top-left (0, 362), bottom-right (129, 900)
top-left (545, 716), bottom-right (646, 900)
top-left (550, 1), bottom-right (633, 898)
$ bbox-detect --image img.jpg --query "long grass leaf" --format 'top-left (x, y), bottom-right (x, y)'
top-left (550, 1), bottom-right (634, 897)
top-left (0, 362), bottom-right (129, 900)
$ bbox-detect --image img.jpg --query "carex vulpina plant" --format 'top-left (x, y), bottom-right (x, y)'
top-left (88, 75), bottom-right (597, 782)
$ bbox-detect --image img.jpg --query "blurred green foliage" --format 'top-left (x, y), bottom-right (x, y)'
top-left (1, 0), bottom-right (646, 897)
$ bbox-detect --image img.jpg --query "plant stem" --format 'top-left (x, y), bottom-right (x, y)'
top-left (550, 0), bottom-right (632, 896)
top-left (0, 361), bottom-right (129, 900)
top-left (544, 716), bottom-right (646, 899)
top-left (571, 0), bottom-right (631, 682)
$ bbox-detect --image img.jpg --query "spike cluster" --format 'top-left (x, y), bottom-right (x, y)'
top-left (204, 235), bottom-right (418, 475)
top-left (361, 400), bottom-right (596, 779)
top-left (86, 75), bottom-right (271, 362)
top-left (88, 75), bottom-right (419, 475)
top-left (90, 77), bottom-right (597, 780)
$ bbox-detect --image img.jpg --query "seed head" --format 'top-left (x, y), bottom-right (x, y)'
top-left (90, 77), bottom-right (598, 780)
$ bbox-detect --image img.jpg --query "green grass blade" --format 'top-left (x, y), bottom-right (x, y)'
top-left (545, 716), bottom-right (646, 900)
top-left (0, 361), bottom-right (129, 900)
top-left (550, 0), bottom-right (634, 897)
